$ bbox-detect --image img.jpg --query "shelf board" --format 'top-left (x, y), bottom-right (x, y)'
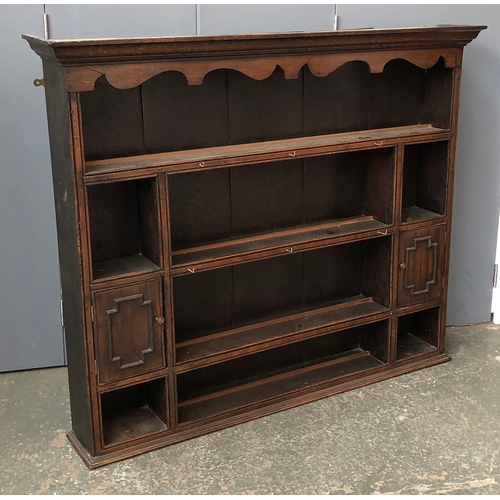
top-left (177, 349), bottom-right (384, 424)
top-left (401, 206), bottom-right (442, 224)
top-left (92, 254), bottom-right (161, 282)
top-left (171, 216), bottom-right (389, 270)
top-left (103, 405), bottom-right (167, 446)
top-left (396, 333), bottom-right (438, 360)
top-left (176, 296), bottom-right (388, 369)
top-left (84, 124), bottom-right (450, 179)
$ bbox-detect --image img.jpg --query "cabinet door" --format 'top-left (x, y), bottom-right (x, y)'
top-left (93, 280), bottom-right (166, 385)
top-left (397, 226), bottom-right (445, 306)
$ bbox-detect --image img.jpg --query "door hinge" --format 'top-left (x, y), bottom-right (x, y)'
top-left (91, 306), bottom-right (95, 322)
top-left (494, 264), bottom-right (498, 288)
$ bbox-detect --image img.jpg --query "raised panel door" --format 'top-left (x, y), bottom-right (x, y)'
top-left (93, 280), bottom-right (166, 385)
top-left (397, 225), bottom-right (446, 306)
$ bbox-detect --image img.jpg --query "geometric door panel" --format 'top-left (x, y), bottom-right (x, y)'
top-left (93, 280), bottom-right (165, 385)
top-left (397, 225), bottom-right (446, 306)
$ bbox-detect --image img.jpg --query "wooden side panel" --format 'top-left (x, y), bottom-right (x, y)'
top-left (40, 58), bottom-right (94, 454)
top-left (228, 67), bottom-right (303, 144)
top-left (362, 237), bottom-right (392, 309)
top-left (421, 58), bottom-right (454, 129)
top-left (303, 153), bottom-right (365, 223)
top-left (173, 267), bottom-right (233, 342)
top-left (137, 177), bottom-right (162, 268)
top-left (93, 280), bottom-right (165, 385)
top-left (231, 159), bottom-right (303, 235)
top-left (303, 244), bottom-right (363, 306)
top-left (397, 226), bottom-right (446, 306)
top-left (142, 69), bottom-right (229, 153)
top-left (80, 76), bottom-right (143, 161)
top-left (304, 62), bottom-right (371, 135)
top-left (233, 253), bottom-right (303, 324)
top-left (368, 59), bottom-right (425, 129)
top-left (362, 148), bottom-right (395, 225)
top-left (87, 181), bottom-right (141, 264)
top-left (168, 169), bottom-right (231, 250)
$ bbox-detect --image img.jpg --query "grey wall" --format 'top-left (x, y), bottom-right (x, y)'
top-left (0, 5), bottom-right (63, 372)
top-left (336, 5), bottom-right (499, 325)
top-left (1, 5), bottom-right (497, 371)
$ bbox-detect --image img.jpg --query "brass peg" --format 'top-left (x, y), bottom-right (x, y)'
top-left (400, 263), bottom-right (406, 269)
top-left (156, 316), bottom-right (165, 325)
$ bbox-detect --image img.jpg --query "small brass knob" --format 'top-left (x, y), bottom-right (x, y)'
top-left (400, 263), bottom-right (406, 269)
top-left (156, 316), bottom-right (165, 325)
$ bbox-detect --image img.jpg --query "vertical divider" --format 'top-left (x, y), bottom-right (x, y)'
top-left (389, 143), bottom-right (405, 364)
top-left (161, 173), bottom-right (178, 429)
top-left (68, 93), bottom-right (102, 455)
top-left (440, 63), bottom-right (463, 351)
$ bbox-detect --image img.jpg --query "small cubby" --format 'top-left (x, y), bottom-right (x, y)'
top-left (168, 147), bottom-right (394, 263)
top-left (87, 177), bottom-right (161, 281)
top-left (100, 377), bottom-right (168, 447)
top-left (177, 319), bottom-right (389, 424)
top-left (173, 236), bottom-right (391, 355)
top-left (402, 141), bottom-right (449, 224)
top-left (396, 307), bottom-right (440, 361)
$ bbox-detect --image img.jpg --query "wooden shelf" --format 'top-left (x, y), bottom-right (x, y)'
top-left (401, 206), bottom-right (442, 224)
top-left (177, 349), bottom-right (384, 424)
top-left (92, 254), bottom-right (161, 282)
top-left (396, 333), bottom-right (438, 360)
top-left (171, 217), bottom-right (389, 270)
top-left (85, 125), bottom-right (450, 180)
top-left (103, 405), bottom-right (167, 446)
top-left (176, 296), bottom-right (388, 369)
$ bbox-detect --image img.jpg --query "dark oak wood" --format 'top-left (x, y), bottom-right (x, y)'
top-left (25, 25), bottom-right (485, 468)
top-left (93, 280), bottom-right (165, 386)
top-left (84, 125), bottom-right (450, 179)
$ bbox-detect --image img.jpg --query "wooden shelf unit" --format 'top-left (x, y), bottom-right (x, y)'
top-left (24, 25), bottom-right (485, 468)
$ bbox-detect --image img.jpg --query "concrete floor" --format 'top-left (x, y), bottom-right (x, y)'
top-left (1, 323), bottom-right (500, 494)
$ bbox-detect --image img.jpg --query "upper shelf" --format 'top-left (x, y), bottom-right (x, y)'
top-left (84, 124), bottom-right (450, 180)
top-left (23, 26), bottom-right (486, 91)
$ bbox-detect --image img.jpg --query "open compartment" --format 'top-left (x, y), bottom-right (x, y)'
top-left (402, 141), bottom-right (449, 223)
top-left (396, 306), bottom-right (440, 361)
top-left (80, 59), bottom-right (452, 164)
top-left (87, 177), bottom-right (161, 281)
top-left (173, 236), bottom-right (391, 364)
top-left (177, 319), bottom-right (389, 424)
top-left (100, 377), bottom-right (168, 447)
top-left (169, 147), bottom-right (394, 266)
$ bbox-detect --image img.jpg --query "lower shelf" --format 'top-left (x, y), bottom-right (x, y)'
top-left (401, 206), bottom-right (442, 224)
top-left (396, 333), bottom-right (438, 360)
top-left (103, 405), bottom-right (168, 445)
top-left (177, 318), bottom-right (389, 424)
top-left (177, 349), bottom-right (384, 424)
top-left (171, 216), bottom-right (389, 268)
top-left (396, 306), bottom-right (440, 361)
top-left (100, 377), bottom-right (168, 447)
top-left (92, 253), bottom-right (161, 282)
top-left (176, 296), bottom-right (388, 367)
top-left (69, 351), bottom-right (451, 469)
